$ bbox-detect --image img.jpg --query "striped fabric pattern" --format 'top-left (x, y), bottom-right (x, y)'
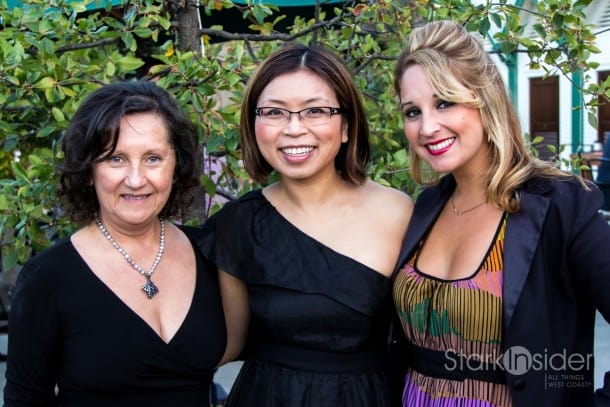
top-left (393, 215), bottom-right (512, 406)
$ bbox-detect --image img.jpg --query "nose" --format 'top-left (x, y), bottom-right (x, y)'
top-left (124, 163), bottom-right (146, 188)
top-left (283, 112), bottom-right (307, 135)
top-left (287, 111), bottom-right (306, 125)
top-left (419, 110), bottom-right (441, 137)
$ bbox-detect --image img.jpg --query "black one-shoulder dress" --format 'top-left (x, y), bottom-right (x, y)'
top-left (197, 189), bottom-right (396, 407)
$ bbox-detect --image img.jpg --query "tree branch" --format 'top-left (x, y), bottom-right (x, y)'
top-left (200, 13), bottom-right (344, 42)
top-left (56, 38), bottom-right (119, 53)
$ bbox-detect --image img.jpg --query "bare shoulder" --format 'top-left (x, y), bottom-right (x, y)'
top-left (167, 222), bottom-right (195, 250)
top-left (362, 180), bottom-right (414, 210)
top-left (358, 180), bottom-right (414, 226)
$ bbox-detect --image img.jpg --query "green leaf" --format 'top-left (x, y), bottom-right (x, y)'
top-left (587, 111), bottom-right (598, 129)
top-left (51, 107), bottom-right (65, 123)
top-left (34, 77), bottom-right (56, 90)
top-left (394, 149), bottom-right (409, 167)
top-left (116, 55), bottom-right (145, 71)
top-left (106, 61), bottom-right (117, 76)
top-left (491, 13), bottom-right (502, 28)
top-left (200, 175), bottom-right (217, 197)
top-left (11, 162), bottom-right (30, 184)
top-left (532, 136), bottom-right (545, 144)
top-left (3, 250), bottom-right (19, 272)
top-left (0, 195), bottom-right (8, 211)
top-left (479, 17), bottom-right (491, 36)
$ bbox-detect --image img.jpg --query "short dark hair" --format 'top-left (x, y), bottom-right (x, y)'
top-left (240, 44), bottom-right (370, 184)
top-left (59, 80), bottom-right (199, 225)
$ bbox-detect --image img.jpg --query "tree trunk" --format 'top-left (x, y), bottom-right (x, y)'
top-left (174, 0), bottom-right (209, 223)
top-left (175, 0), bottom-right (202, 54)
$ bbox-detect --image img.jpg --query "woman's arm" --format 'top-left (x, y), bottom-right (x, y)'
top-left (568, 187), bottom-right (610, 404)
top-left (4, 260), bottom-right (61, 406)
top-left (216, 270), bottom-right (249, 366)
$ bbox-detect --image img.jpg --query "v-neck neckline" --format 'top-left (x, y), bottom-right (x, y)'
top-left (67, 239), bottom-right (198, 346)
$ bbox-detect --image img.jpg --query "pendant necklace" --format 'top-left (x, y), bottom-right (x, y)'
top-left (95, 215), bottom-right (165, 299)
top-left (450, 195), bottom-right (487, 216)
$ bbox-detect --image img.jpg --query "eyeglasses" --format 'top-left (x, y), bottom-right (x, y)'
top-left (254, 106), bottom-right (344, 126)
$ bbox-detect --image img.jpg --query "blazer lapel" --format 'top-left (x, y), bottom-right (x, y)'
top-left (503, 190), bottom-right (549, 331)
top-left (393, 177), bottom-right (455, 277)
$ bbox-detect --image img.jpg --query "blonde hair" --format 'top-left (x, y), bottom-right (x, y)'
top-left (394, 20), bottom-right (571, 212)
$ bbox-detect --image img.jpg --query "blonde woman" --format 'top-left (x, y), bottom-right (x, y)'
top-left (392, 20), bottom-right (610, 406)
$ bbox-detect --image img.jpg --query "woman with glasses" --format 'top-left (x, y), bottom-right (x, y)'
top-left (197, 44), bottom-right (414, 406)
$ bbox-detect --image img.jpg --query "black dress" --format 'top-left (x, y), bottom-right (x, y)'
top-left (4, 226), bottom-right (226, 406)
top-left (197, 189), bottom-right (396, 406)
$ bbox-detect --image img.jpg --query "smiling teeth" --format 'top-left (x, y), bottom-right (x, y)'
top-left (282, 146), bottom-right (314, 155)
top-left (427, 138), bottom-right (455, 151)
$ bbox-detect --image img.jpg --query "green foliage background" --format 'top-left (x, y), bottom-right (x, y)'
top-left (0, 0), bottom-right (604, 270)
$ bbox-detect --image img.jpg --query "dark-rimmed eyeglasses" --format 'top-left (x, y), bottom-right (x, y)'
top-left (254, 106), bottom-right (344, 126)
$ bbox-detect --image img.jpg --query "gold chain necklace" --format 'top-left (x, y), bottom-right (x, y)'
top-left (95, 215), bottom-right (165, 299)
top-left (450, 195), bottom-right (487, 216)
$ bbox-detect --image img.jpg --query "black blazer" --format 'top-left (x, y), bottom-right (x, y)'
top-left (394, 175), bottom-right (610, 406)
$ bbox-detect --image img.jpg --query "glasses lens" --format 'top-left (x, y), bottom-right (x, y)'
top-left (256, 107), bottom-right (338, 126)
top-left (302, 107), bottom-right (331, 126)
top-left (258, 108), bottom-right (287, 125)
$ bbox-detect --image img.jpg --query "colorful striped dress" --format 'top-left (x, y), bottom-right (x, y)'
top-left (393, 215), bottom-right (512, 406)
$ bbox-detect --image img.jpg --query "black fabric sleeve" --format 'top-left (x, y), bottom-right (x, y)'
top-left (571, 186), bottom-right (610, 404)
top-left (4, 255), bottom-right (61, 406)
top-left (195, 199), bottom-right (254, 281)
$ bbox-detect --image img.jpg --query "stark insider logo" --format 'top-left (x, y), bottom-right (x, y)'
top-left (444, 346), bottom-right (593, 376)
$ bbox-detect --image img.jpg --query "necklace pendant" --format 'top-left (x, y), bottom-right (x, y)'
top-left (142, 277), bottom-right (159, 299)
top-left (95, 215), bottom-right (165, 301)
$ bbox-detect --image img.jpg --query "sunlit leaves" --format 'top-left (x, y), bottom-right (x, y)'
top-left (0, 0), bottom-right (607, 270)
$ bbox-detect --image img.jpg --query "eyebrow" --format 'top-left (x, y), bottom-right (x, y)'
top-left (259, 96), bottom-right (332, 106)
top-left (399, 93), bottom-right (440, 108)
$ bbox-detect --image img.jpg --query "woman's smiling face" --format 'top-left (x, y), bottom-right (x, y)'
top-left (254, 69), bottom-right (347, 183)
top-left (92, 112), bottom-right (176, 230)
top-left (399, 64), bottom-right (489, 177)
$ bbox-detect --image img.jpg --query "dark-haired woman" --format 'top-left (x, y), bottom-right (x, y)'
top-left (197, 44), bottom-right (414, 406)
top-left (5, 81), bottom-right (239, 406)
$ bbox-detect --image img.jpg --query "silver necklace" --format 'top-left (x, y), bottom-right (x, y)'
top-left (450, 195), bottom-right (487, 216)
top-left (95, 215), bottom-right (165, 299)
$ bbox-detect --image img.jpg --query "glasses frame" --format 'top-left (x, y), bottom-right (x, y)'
top-left (254, 106), bottom-right (344, 126)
